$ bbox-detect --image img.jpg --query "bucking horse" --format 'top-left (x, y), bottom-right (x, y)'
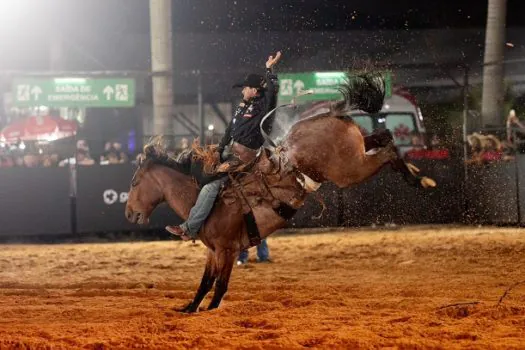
top-left (124, 71), bottom-right (436, 313)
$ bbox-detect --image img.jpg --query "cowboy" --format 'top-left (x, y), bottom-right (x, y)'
top-left (166, 51), bottom-right (282, 241)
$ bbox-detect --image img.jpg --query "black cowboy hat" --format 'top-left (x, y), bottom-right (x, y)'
top-left (232, 73), bottom-right (266, 89)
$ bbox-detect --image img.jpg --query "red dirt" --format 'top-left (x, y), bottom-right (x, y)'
top-left (0, 226), bottom-right (524, 349)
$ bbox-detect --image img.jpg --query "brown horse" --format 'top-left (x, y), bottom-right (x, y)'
top-left (125, 141), bottom-right (309, 313)
top-left (125, 72), bottom-right (435, 313)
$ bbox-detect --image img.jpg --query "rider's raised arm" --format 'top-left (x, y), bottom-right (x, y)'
top-left (264, 51), bottom-right (281, 111)
top-left (264, 68), bottom-right (279, 111)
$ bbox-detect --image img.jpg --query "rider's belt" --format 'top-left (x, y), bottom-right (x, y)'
top-left (231, 142), bottom-right (258, 163)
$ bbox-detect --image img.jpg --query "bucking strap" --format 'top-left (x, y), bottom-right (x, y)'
top-left (244, 211), bottom-right (262, 247)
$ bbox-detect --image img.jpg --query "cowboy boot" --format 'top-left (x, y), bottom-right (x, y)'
top-left (166, 225), bottom-right (192, 241)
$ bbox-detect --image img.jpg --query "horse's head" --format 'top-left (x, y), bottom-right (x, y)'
top-left (125, 153), bottom-right (163, 225)
top-left (125, 140), bottom-right (192, 225)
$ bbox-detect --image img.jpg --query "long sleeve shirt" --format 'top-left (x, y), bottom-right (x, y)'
top-left (218, 69), bottom-right (279, 153)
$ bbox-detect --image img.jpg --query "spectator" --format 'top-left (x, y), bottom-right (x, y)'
top-left (106, 150), bottom-right (121, 165)
top-left (506, 109), bottom-right (525, 153)
top-left (23, 153), bottom-right (40, 168)
top-left (59, 149), bottom-right (95, 167)
top-left (100, 141), bottom-right (129, 164)
top-left (100, 142), bottom-right (113, 164)
top-left (76, 139), bottom-right (90, 152)
top-left (410, 132), bottom-right (425, 147)
top-left (430, 134), bottom-right (443, 149)
top-left (237, 239), bottom-right (271, 265)
top-left (180, 138), bottom-right (189, 151)
top-left (405, 131), bottom-right (426, 160)
top-left (76, 149), bottom-right (95, 166)
top-left (113, 142), bottom-right (129, 163)
top-left (426, 133), bottom-right (450, 160)
top-left (42, 153), bottom-right (59, 167)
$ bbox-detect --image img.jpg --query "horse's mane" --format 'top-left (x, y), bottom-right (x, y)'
top-left (141, 137), bottom-right (220, 176)
top-left (141, 137), bottom-right (192, 175)
top-left (190, 139), bottom-right (220, 174)
top-left (330, 71), bottom-right (386, 116)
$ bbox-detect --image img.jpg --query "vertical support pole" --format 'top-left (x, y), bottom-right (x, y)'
top-left (149, 0), bottom-right (173, 138)
top-left (198, 71), bottom-right (205, 144)
top-left (462, 66), bottom-right (470, 223)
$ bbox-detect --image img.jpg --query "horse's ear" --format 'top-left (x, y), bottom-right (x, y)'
top-left (136, 153), bottom-right (146, 165)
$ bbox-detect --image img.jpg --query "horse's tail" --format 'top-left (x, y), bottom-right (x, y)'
top-left (332, 71), bottom-right (386, 115)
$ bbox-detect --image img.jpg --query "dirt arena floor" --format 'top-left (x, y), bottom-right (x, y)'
top-left (0, 226), bottom-right (524, 349)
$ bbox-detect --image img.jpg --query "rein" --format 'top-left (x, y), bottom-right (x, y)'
top-left (259, 104), bottom-right (295, 149)
top-left (259, 90), bottom-right (314, 149)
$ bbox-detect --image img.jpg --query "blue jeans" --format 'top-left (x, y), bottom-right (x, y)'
top-left (238, 239), bottom-right (270, 263)
top-left (180, 176), bottom-right (228, 238)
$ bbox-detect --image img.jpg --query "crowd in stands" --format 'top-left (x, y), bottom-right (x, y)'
top-left (465, 109), bottom-right (525, 165)
top-left (403, 132), bottom-right (451, 161)
top-left (3, 110), bottom-right (524, 169)
top-left (59, 140), bottom-right (130, 167)
top-left (0, 139), bottom-right (131, 169)
top-left (399, 108), bottom-right (525, 165)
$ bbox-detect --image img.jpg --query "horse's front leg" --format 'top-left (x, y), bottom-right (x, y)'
top-left (177, 249), bottom-right (216, 314)
top-left (207, 248), bottom-right (236, 310)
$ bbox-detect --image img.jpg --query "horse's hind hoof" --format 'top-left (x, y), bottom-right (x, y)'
top-left (406, 162), bottom-right (420, 176)
top-left (420, 176), bottom-right (437, 188)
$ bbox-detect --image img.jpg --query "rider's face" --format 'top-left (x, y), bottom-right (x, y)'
top-left (242, 86), bottom-right (258, 100)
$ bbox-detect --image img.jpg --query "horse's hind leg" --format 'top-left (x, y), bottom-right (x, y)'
top-left (389, 146), bottom-right (436, 188)
top-left (365, 131), bottom-right (436, 189)
top-left (364, 129), bottom-right (393, 151)
top-left (332, 143), bottom-right (398, 188)
top-left (177, 249), bottom-right (216, 313)
top-left (207, 248), bottom-right (236, 310)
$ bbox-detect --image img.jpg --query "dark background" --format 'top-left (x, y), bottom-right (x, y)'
top-left (1, 0), bottom-right (524, 71)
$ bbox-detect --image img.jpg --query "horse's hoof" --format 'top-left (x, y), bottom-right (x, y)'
top-left (179, 308), bottom-right (197, 314)
top-left (406, 162), bottom-right (420, 176)
top-left (420, 176), bottom-right (437, 188)
top-left (176, 303), bottom-right (197, 314)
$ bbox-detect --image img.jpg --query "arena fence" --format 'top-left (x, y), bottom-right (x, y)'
top-left (0, 155), bottom-right (522, 238)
